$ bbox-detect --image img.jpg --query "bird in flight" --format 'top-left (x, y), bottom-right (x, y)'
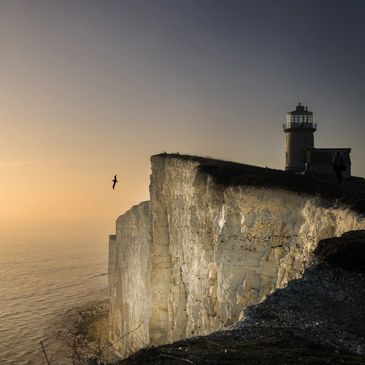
top-left (112, 175), bottom-right (118, 190)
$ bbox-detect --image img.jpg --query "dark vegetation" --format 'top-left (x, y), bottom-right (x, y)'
top-left (314, 230), bottom-right (365, 274)
top-left (117, 332), bottom-right (363, 365)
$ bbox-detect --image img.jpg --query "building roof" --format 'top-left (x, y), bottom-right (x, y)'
top-left (288, 103), bottom-right (313, 115)
top-left (306, 148), bottom-right (351, 152)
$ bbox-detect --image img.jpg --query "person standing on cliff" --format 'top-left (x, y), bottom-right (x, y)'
top-left (333, 152), bottom-right (345, 184)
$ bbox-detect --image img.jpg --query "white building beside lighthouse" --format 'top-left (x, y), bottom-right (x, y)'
top-left (283, 103), bottom-right (351, 177)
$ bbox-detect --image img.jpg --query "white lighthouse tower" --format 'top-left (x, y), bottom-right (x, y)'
top-left (283, 103), bottom-right (317, 172)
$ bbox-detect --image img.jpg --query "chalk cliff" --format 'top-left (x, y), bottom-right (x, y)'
top-left (108, 154), bottom-right (365, 359)
top-left (109, 201), bottom-right (151, 357)
top-left (119, 231), bottom-right (365, 365)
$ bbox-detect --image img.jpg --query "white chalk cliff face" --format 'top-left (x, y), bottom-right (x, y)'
top-left (108, 201), bottom-right (151, 357)
top-left (108, 155), bottom-right (365, 358)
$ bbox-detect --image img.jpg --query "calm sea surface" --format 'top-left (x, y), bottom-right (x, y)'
top-left (0, 238), bottom-right (108, 365)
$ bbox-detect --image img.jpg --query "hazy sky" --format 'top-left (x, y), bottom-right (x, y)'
top-left (1, 0), bottom-right (364, 241)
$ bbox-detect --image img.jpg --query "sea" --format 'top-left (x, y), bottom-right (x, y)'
top-left (0, 237), bottom-right (109, 365)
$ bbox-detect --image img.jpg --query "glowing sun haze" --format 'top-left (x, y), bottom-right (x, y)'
top-left (1, 0), bottom-right (364, 241)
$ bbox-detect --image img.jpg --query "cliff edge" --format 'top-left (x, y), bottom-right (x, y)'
top-left (108, 153), bottom-right (365, 362)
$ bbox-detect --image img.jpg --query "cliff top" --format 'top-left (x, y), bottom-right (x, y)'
top-left (152, 153), bottom-right (365, 215)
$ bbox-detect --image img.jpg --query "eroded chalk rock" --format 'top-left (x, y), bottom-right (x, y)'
top-left (108, 154), bottom-right (365, 359)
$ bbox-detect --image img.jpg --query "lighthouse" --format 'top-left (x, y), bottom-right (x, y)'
top-left (283, 103), bottom-right (317, 172)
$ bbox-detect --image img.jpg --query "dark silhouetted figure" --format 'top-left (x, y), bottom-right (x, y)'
top-left (333, 152), bottom-right (345, 184)
top-left (112, 175), bottom-right (118, 189)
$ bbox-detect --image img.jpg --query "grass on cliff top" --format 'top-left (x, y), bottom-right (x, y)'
top-left (153, 153), bottom-right (365, 215)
